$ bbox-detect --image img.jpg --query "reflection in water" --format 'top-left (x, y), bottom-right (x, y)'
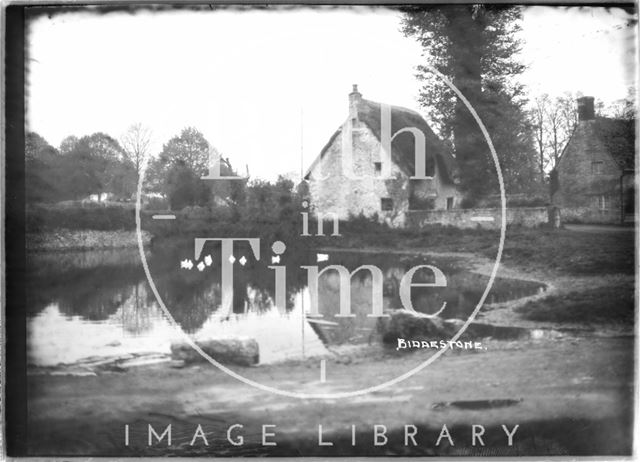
top-left (26, 242), bottom-right (545, 367)
top-left (121, 284), bottom-right (163, 335)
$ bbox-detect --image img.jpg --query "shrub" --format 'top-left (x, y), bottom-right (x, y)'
top-left (27, 204), bottom-right (135, 232)
top-left (144, 196), bottom-right (169, 210)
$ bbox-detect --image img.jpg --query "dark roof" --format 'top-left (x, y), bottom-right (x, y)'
top-left (305, 97), bottom-right (457, 183)
top-left (594, 117), bottom-right (635, 170)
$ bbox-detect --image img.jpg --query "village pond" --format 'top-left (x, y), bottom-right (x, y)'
top-left (26, 239), bottom-right (546, 368)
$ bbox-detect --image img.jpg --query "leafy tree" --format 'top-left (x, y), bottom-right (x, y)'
top-left (107, 157), bottom-right (138, 199)
top-left (144, 155), bottom-right (167, 194)
top-left (26, 132), bottom-right (62, 203)
top-left (152, 127), bottom-right (244, 209)
top-left (242, 176), bottom-right (298, 223)
top-left (164, 160), bottom-right (209, 210)
top-left (244, 179), bottom-right (276, 220)
top-left (273, 176), bottom-right (296, 220)
top-left (37, 132), bottom-right (137, 201)
top-left (26, 132), bottom-right (55, 162)
top-left (150, 127), bottom-right (210, 201)
top-left (80, 132), bottom-right (125, 161)
top-left (60, 141), bottom-right (105, 199)
top-left (402, 5), bottom-right (538, 203)
top-left (74, 133), bottom-right (134, 199)
top-left (59, 135), bottom-right (79, 154)
top-left (158, 127), bottom-right (209, 175)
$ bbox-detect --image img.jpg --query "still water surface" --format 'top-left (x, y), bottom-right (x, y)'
top-left (27, 240), bottom-right (544, 366)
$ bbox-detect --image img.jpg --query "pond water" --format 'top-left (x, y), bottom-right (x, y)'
top-left (26, 240), bottom-right (545, 367)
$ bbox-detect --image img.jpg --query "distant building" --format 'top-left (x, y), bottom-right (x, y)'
top-left (304, 85), bottom-right (461, 227)
top-left (552, 96), bottom-right (635, 223)
top-left (84, 192), bottom-right (113, 203)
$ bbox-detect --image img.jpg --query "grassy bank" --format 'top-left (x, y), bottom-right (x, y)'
top-left (515, 281), bottom-right (634, 325)
top-left (309, 223), bottom-right (634, 276)
top-left (145, 210), bottom-right (634, 277)
top-left (28, 202), bottom-right (634, 278)
top-left (27, 203), bottom-right (135, 232)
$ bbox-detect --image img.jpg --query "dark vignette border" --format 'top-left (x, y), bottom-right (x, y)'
top-left (5, 4), bottom-right (27, 457)
top-left (2, 1), bottom-right (636, 458)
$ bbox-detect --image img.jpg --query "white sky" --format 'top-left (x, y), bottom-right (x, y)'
top-left (26, 5), bottom-right (636, 181)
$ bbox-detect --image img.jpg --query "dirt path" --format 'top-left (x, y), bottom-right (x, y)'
top-left (27, 334), bottom-right (633, 456)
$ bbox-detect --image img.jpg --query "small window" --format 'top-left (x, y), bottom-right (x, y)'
top-left (374, 162), bottom-right (382, 175)
top-left (598, 195), bottom-right (609, 211)
top-left (446, 197), bottom-right (454, 210)
top-left (381, 198), bottom-right (393, 211)
top-left (592, 161), bottom-right (604, 175)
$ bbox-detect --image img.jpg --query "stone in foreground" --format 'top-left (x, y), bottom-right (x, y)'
top-left (171, 337), bottom-right (259, 367)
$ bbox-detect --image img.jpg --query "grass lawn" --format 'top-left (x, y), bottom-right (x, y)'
top-left (312, 224), bottom-right (634, 277)
top-left (515, 283), bottom-right (634, 325)
top-left (492, 227), bottom-right (634, 276)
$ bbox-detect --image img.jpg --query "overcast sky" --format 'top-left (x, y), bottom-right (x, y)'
top-left (26, 5), bottom-right (636, 181)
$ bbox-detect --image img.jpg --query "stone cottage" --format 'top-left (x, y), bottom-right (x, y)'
top-left (551, 96), bottom-right (635, 224)
top-left (304, 85), bottom-right (460, 227)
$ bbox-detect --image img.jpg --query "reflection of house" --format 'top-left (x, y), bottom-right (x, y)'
top-left (306, 270), bottom-right (390, 346)
top-left (304, 85), bottom-right (460, 227)
top-left (552, 96), bottom-right (635, 223)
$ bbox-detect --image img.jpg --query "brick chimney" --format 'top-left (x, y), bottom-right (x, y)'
top-left (349, 84), bottom-right (362, 120)
top-left (577, 96), bottom-right (595, 122)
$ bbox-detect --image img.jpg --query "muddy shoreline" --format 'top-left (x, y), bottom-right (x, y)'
top-left (27, 334), bottom-right (633, 456)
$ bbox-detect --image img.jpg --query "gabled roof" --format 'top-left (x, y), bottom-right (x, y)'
top-left (305, 97), bottom-right (457, 183)
top-left (593, 117), bottom-right (635, 171)
top-left (555, 116), bottom-right (636, 172)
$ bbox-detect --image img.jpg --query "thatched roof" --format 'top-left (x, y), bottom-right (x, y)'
top-left (305, 97), bottom-right (457, 183)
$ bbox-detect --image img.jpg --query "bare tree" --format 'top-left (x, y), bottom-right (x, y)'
top-left (552, 94), bottom-right (579, 166)
top-left (531, 94), bottom-right (549, 182)
top-left (546, 100), bottom-right (564, 168)
top-left (529, 93), bottom-right (578, 175)
top-left (603, 86), bottom-right (636, 120)
top-left (121, 123), bottom-right (153, 179)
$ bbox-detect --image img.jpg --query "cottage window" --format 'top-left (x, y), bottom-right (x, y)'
top-left (591, 161), bottom-right (604, 175)
top-left (381, 198), bottom-right (393, 211)
top-left (598, 195), bottom-right (609, 211)
top-left (446, 197), bottom-right (454, 210)
top-left (374, 162), bottom-right (382, 175)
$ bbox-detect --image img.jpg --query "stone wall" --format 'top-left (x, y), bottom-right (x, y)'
top-left (406, 207), bottom-right (550, 230)
top-left (307, 118), bottom-right (460, 228)
top-left (308, 120), bottom-right (410, 227)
